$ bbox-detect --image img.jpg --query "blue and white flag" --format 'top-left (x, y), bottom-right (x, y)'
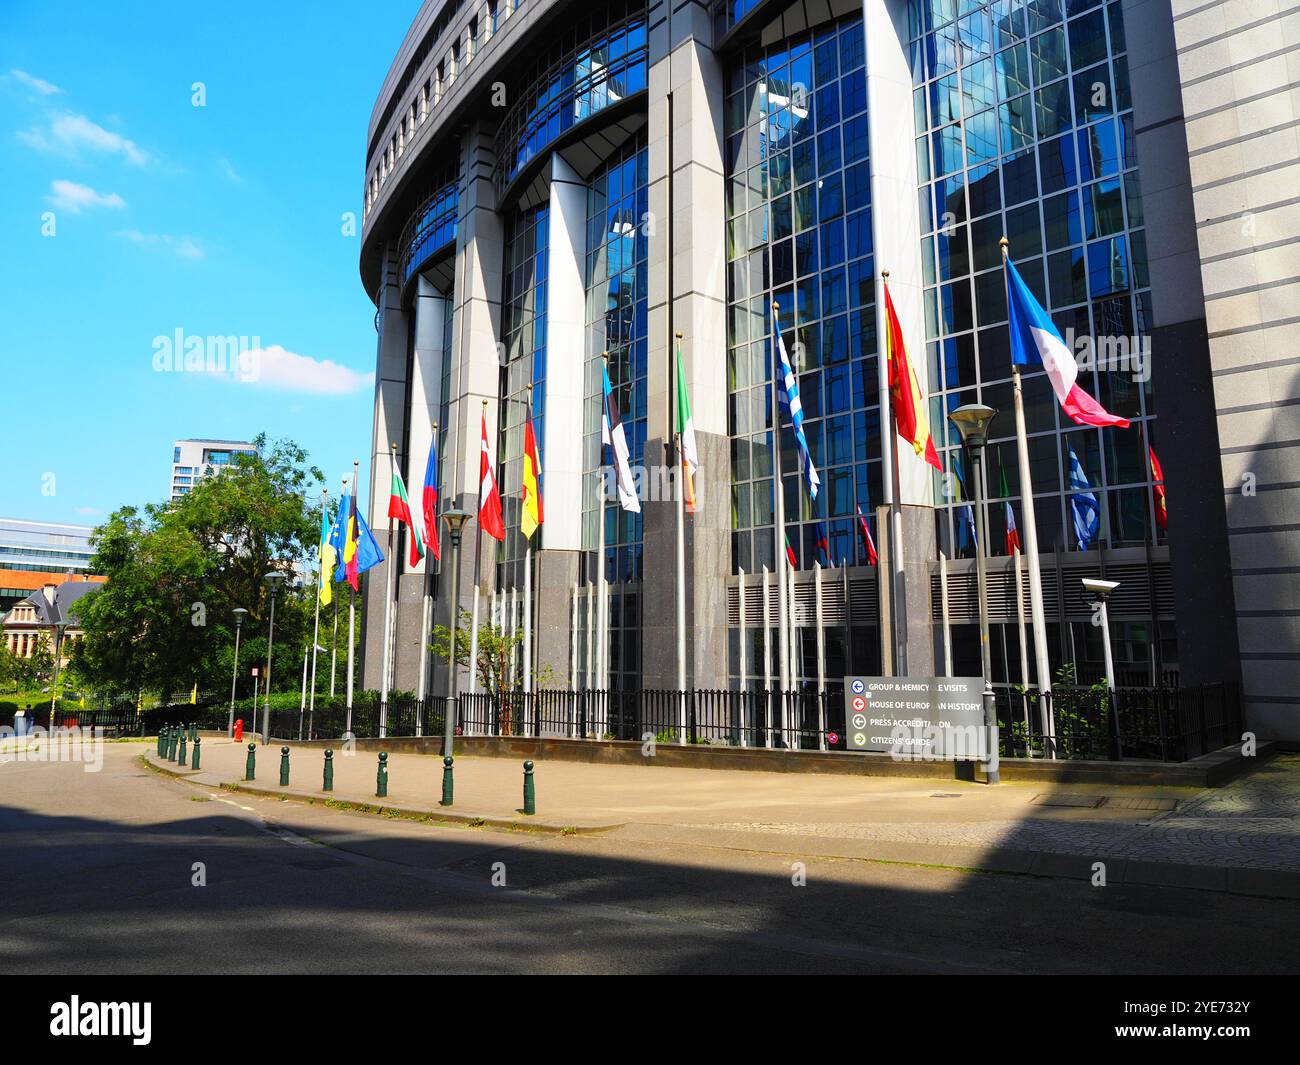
top-left (602, 363), bottom-right (640, 513)
top-left (775, 329), bottom-right (820, 500)
top-left (1067, 443), bottom-right (1100, 550)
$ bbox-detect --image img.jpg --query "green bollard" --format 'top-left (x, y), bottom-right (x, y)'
top-left (177, 732), bottom-right (187, 765)
top-left (279, 747), bottom-right (290, 787)
top-left (157, 728), bottom-right (164, 757)
top-left (323, 749), bottom-right (333, 792)
top-left (440, 755), bottom-right (454, 807)
top-left (522, 760), bottom-right (536, 816)
top-left (189, 723), bottom-right (197, 743)
top-left (376, 752), bottom-right (388, 798)
top-left (245, 743), bottom-right (256, 781)
top-left (166, 728), bottom-right (175, 760)
top-left (191, 735), bottom-right (201, 770)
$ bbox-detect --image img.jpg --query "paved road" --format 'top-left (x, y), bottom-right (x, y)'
top-left (1, 744), bottom-right (1296, 974)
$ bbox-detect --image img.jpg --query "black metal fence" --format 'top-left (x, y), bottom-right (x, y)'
top-left (261, 682), bottom-right (1241, 763)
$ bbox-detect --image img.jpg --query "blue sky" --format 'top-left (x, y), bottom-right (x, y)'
top-left (0, 1), bottom-right (415, 526)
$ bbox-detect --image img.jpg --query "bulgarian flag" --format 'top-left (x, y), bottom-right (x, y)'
top-left (856, 505), bottom-right (878, 566)
top-left (675, 340), bottom-right (700, 513)
top-left (1149, 444), bottom-right (1168, 530)
top-left (884, 279), bottom-right (942, 471)
top-left (1006, 256), bottom-right (1129, 428)
top-left (783, 530), bottom-right (798, 569)
top-left (521, 407), bottom-right (544, 540)
top-left (388, 465), bottom-right (426, 566)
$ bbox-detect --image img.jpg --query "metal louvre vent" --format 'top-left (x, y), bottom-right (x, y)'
top-left (931, 556), bottom-right (1174, 624)
top-left (728, 569), bottom-right (879, 628)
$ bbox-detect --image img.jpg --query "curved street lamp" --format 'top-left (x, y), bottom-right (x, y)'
top-left (261, 571), bottom-right (286, 744)
top-left (441, 508), bottom-right (472, 760)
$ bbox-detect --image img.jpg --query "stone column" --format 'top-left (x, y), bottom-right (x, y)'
top-left (642, 0), bottom-right (730, 689)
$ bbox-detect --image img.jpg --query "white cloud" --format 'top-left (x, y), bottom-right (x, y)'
top-left (19, 111), bottom-right (151, 165)
top-left (231, 346), bottom-right (372, 395)
top-left (46, 179), bottom-right (125, 213)
top-left (218, 156), bottom-right (242, 183)
top-left (10, 68), bottom-right (63, 95)
top-left (116, 229), bottom-right (205, 260)
top-left (74, 506), bottom-right (101, 516)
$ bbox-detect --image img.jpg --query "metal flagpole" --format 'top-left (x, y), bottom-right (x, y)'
top-left (738, 566), bottom-right (748, 747)
top-left (1014, 544), bottom-right (1032, 740)
top-left (881, 271), bottom-right (909, 675)
top-left (416, 421), bottom-right (439, 737)
top-left (585, 580), bottom-right (594, 694)
top-left (876, 270), bottom-right (903, 676)
top-left (814, 560), bottom-right (826, 751)
top-left (1001, 238), bottom-right (1054, 751)
top-left (378, 443), bottom-right (399, 739)
top-left (345, 461), bottom-right (358, 736)
top-left (331, 475), bottom-right (345, 698)
top-left (468, 401), bottom-right (487, 694)
top-left (570, 582), bottom-right (579, 736)
top-left (770, 303), bottom-right (791, 746)
top-left (598, 353), bottom-right (610, 701)
top-left (761, 565), bottom-right (773, 747)
top-left (674, 333), bottom-right (688, 745)
top-left (787, 562), bottom-right (798, 747)
top-left (298, 644), bottom-right (308, 740)
top-left (939, 549), bottom-right (953, 675)
top-left (308, 489), bottom-right (327, 740)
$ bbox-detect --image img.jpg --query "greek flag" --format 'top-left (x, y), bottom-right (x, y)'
top-left (775, 329), bottom-right (820, 500)
top-left (1068, 443), bottom-right (1100, 551)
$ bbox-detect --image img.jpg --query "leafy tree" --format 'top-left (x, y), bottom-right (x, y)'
top-left (431, 610), bottom-right (554, 736)
top-left (70, 435), bottom-right (324, 702)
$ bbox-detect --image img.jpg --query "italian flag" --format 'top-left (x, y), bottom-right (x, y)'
top-left (388, 467), bottom-right (426, 566)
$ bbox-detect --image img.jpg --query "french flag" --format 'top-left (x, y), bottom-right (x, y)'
top-left (1006, 258), bottom-right (1130, 429)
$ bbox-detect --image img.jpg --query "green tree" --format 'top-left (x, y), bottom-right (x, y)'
top-left (71, 435), bottom-right (324, 702)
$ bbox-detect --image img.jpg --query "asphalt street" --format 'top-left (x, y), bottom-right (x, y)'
top-left (1, 743), bottom-right (1295, 974)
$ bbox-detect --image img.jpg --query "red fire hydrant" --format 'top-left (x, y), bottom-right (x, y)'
top-left (234, 718), bottom-right (244, 741)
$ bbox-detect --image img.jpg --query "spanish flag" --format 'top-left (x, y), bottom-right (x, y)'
top-left (884, 280), bottom-right (942, 471)
top-left (521, 408), bottom-right (544, 540)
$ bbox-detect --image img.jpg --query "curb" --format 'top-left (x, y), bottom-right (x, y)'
top-left (138, 754), bottom-right (618, 837)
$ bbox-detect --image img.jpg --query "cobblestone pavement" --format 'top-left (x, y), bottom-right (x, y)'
top-left (676, 756), bottom-right (1300, 872)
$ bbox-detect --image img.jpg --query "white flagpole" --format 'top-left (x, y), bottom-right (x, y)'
top-left (345, 461), bottom-right (358, 736)
top-left (787, 563), bottom-right (798, 747)
top-left (523, 548), bottom-right (532, 698)
top-left (416, 421), bottom-right (438, 734)
top-left (584, 580), bottom-right (594, 694)
top-left (1002, 238), bottom-right (1054, 753)
top-left (331, 475), bottom-right (345, 698)
top-left (939, 549), bottom-right (953, 676)
top-left (770, 303), bottom-right (791, 746)
top-left (814, 560), bottom-right (826, 751)
top-left (468, 400), bottom-right (487, 695)
top-left (379, 443), bottom-right (398, 739)
top-left (761, 564), bottom-right (773, 747)
top-left (569, 582), bottom-right (579, 736)
top-left (308, 488), bottom-right (326, 739)
top-left (673, 333), bottom-right (688, 745)
top-left (299, 644), bottom-right (308, 741)
top-left (876, 271), bottom-right (904, 676)
top-left (510, 585), bottom-right (519, 692)
top-left (738, 566), bottom-right (748, 747)
top-left (1014, 544), bottom-right (1032, 742)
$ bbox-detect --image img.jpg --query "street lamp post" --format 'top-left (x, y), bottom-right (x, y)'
top-left (49, 621), bottom-right (69, 724)
top-left (441, 509), bottom-right (472, 759)
top-left (228, 607), bottom-right (248, 737)
top-left (949, 403), bottom-right (1000, 785)
top-left (261, 571), bottom-right (286, 744)
top-left (1082, 579), bottom-right (1120, 690)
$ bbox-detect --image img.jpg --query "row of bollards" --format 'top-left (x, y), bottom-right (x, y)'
top-left (158, 724), bottom-right (201, 767)
top-left (226, 744), bottom-right (536, 815)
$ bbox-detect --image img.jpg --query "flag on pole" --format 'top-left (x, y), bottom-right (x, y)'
top-left (479, 408), bottom-right (506, 541)
top-left (783, 530), bottom-right (798, 569)
top-left (952, 452), bottom-right (977, 550)
top-left (330, 487), bottom-right (349, 583)
top-left (883, 280), bottom-right (942, 470)
top-left (422, 431), bottom-right (441, 562)
top-left (1149, 445), bottom-right (1168, 530)
top-left (675, 341), bottom-right (700, 513)
top-left (1067, 443), bottom-right (1100, 550)
top-left (388, 465), bottom-right (425, 567)
top-left (855, 505), bottom-right (878, 566)
top-left (190, 682), bottom-right (197, 705)
top-left (775, 327), bottom-right (821, 499)
top-left (318, 498), bottom-right (335, 606)
top-left (521, 408), bottom-right (544, 540)
top-left (999, 464), bottom-right (1021, 555)
top-left (1006, 257), bottom-right (1130, 428)
top-left (343, 485), bottom-right (384, 591)
top-left (815, 521), bottom-right (833, 568)
top-left (602, 362), bottom-right (641, 513)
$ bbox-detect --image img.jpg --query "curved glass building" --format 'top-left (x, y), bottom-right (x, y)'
top-left (358, 0), bottom-right (1292, 743)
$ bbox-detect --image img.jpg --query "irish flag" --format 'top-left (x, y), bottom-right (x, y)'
top-left (1006, 257), bottom-right (1130, 429)
top-left (675, 341), bottom-right (700, 513)
top-left (388, 466), bottom-right (425, 566)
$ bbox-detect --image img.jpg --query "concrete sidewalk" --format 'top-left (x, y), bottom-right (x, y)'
top-left (143, 738), bottom-right (1300, 898)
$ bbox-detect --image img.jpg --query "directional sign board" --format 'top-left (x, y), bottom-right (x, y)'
top-left (844, 677), bottom-right (988, 761)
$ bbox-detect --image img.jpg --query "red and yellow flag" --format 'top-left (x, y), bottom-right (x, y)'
top-left (884, 281), bottom-right (942, 471)
top-left (522, 412), bottom-right (544, 540)
top-left (1149, 445), bottom-right (1167, 530)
